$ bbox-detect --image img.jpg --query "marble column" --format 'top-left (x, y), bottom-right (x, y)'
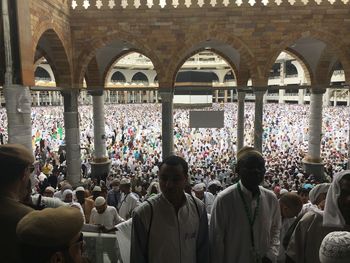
top-left (4, 85), bottom-right (32, 150)
top-left (323, 88), bottom-right (331, 106)
top-left (62, 90), bottom-right (81, 186)
top-left (303, 88), bottom-right (326, 180)
top-left (253, 87), bottom-right (267, 153)
top-left (146, 91), bottom-right (150, 103)
top-left (48, 92), bottom-right (52, 106)
top-left (333, 90), bottom-right (337, 107)
top-left (37, 91), bottom-right (40, 106)
top-left (52, 91), bottom-right (56, 105)
top-left (124, 91), bottom-right (128, 104)
top-left (215, 90), bottom-right (219, 103)
top-left (90, 90), bottom-right (110, 180)
top-left (298, 88), bottom-right (305, 105)
top-left (230, 89), bottom-right (234, 102)
top-left (92, 91), bottom-right (107, 160)
top-left (160, 90), bottom-right (174, 158)
top-left (155, 90), bottom-right (159, 103)
top-left (2, 0), bottom-right (32, 150)
top-left (150, 90), bottom-right (154, 103)
top-left (138, 91), bottom-right (142, 103)
top-left (278, 89), bottom-right (285, 104)
top-left (237, 90), bottom-right (246, 151)
top-left (224, 90), bottom-right (228, 103)
top-left (279, 61), bottom-right (285, 104)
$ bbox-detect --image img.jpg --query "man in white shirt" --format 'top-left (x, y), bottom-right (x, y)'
top-left (130, 155), bottom-right (209, 263)
top-left (210, 146), bottom-right (281, 263)
top-left (118, 178), bottom-right (140, 220)
top-left (90, 196), bottom-right (124, 228)
top-left (193, 183), bottom-right (215, 214)
top-left (90, 196), bottom-right (124, 263)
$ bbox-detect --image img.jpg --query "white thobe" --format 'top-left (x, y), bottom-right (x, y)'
top-left (118, 192), bottom-right (141, 220)
top-left (210, 181), bottom-right (281, 263)
top-left (202, 192), bottom-right (215, 214)
top-left (90, 206), bottom-right (124, 228)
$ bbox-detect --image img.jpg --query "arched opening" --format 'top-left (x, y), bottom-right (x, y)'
top-left (33, 29), bottom-right (70, 108)
top-left (174, 50), bottom-right (236, 106)
top-left (132, 72), bottom-right (149, 85)
top-left (111, 71), bottom-right (126, 83)
top-left (35, 66), bottom-right (51, 81)
top-left (224, 71), bottom-right (235, 83)
top-left (329, 62), bottom-right (347, 106)
top-left (105, 52), bottom-right (156, 103)
top-left (267, 51), bottom-right (311, 104)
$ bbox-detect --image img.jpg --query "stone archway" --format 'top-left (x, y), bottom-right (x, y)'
top-left (167, 31), bottom-right (257, 87)
top-left (33, 28), bottom-right (72, 87)
top-left (75, 30), bottom-right (161, 87)
top-left (264, 29), bottom-right (350, 86)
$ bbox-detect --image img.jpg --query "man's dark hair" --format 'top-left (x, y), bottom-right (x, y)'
top-left (159, 155), bottom-right (188, 176)
top-left (297, 188), bottom-right (310, 195)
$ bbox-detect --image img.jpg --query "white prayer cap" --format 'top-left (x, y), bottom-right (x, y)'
top-left (38, 173), bottom-right (47, 182)
top-left (92, 186), bottom-right (101, 192)
top-left (193, 183), bottom-right (205, 192)
top-left (280, 189), bottom-right (289, 195)
top-left (309, 183), bottom-right (330, 205)
top-left (319, 231), bottom-right (350, 263)
top-left (61, 189), bottom-right (73, 201)
top-left (75, 186), bottom-right (85, 192)
top-left (208, 180), bottom-right (221, 187)
top-left (120, 178), bottom-right (131, 185)
top-left (95, 196), bottom-right (106, 207)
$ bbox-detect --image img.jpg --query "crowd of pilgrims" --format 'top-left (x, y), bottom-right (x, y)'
top-left (0, 102), bottom-right (349, 192)
top-left (0, 102), bottom-right (349, 263)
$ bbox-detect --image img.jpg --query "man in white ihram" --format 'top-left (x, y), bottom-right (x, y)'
top-left (192, 183), bottom-right (215, 214)
top-left (118, 178), bottom-right (140, 220)
top-left (210, 146), bottom-right (281, 263)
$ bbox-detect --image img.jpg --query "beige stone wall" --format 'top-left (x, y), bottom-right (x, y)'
top-left (27, 1), bottom-right (350, 88)
top-left (29, 0), bottom-right (72, 86)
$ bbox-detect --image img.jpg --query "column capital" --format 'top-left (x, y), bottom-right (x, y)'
top-left (159, 90), bottom-right (174, 102)
top-left (236, 88), bottom-right (248, 93)
top-left (61, 89), bottom-right (80, 97)
top-left (310, 87), bottom-right (327, 94)
top-left (252, 86), bottom-right (268, 93)
top-left (88, 89), bottom-right (104, 96)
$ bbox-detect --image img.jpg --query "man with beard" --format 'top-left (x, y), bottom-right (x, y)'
top-left (210, 146), bottom-right (281, 263)
top-left (0, 144), bottom-right (35, 263)
top-left (89, 196), bottom-right (124, 229)
top-left (89, 197), bottom-right (124, 263)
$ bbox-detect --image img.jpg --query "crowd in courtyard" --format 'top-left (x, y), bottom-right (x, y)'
top-left (0, 102), bottom-right (349, 192)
